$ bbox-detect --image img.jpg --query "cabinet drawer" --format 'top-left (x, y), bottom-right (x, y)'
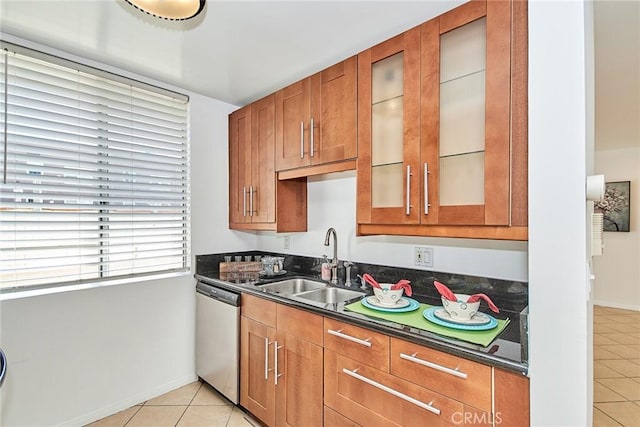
top-left (277, 304), bottom-right (323, 346)
top-left (325, 350), bottom-right (464, 426)
top-left (390, 338), bottom-right (492, 412)
top-left (324, 406), bottom-right (360, 427)
top-left (241, 293), bottom-right (276, 327)
top-left (323, 318), bottom-right (390, 371)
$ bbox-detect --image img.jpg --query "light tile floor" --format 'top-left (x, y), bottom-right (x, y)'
top-left (593, 305), bottom-right (640, 426)
top-left (87, 381), bottom-right (256, 427)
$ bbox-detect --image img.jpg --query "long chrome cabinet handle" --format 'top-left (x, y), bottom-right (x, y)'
top-left (406, 165), bottom-right (412, 215)
top-left (310, 117), bottom-right (314, 157)
top-left (300, 121), bottom-right (304, 159)
top-left (249, 186), bottom-right (254, 217)
top-left (264, 337), bottom-right (269, 380)
top-left (424, 163), bottom-right (430, 215)
top-left (274, 341), bottom-right (283, 385)
top-left (243, 186), bottom-right (247, 217)
top-left (342, 368), bottom-right (441, 415)
top-left (400, 352), bottom-right (468, 379)
top-left (327, 329), bottom-right (372, 347)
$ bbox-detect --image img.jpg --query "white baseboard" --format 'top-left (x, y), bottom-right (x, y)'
top-left (58, 373), bottom-right (198, 427)
top-left (593, 299), bottom-right (640, 312)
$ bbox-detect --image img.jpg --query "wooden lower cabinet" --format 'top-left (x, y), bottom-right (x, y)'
top-left (241, 294), bottom-right (323, 427)
top-left (325, 350), bottom-right (464, 426)
top-left (324, 406), bottom-right (360, 427)
top-left (494, 368), bottom-right (530, 426)
top-left (275, 305), bottom-right (323, 427)
top-left (241, 294), bottom-right (529, 426)
top-left (240, 315), bottom-right (276, 426)
top-left (390, 338), bottom-right (492, 413)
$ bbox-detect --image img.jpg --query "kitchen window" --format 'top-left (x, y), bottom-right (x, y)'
top-left (0, 43), bottom-right (190, 293)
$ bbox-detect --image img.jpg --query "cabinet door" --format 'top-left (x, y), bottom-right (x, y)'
top-left (229, 105), bottom-right (252, 224)
top-left (275, 331), bottom-right (323, 427)
top-left (275, 79), bottom-right (311, 171)
top-left (240, 316), bottom-right (276, 427)
top-left (250, 95), bottom-right (276, 224)
top-left (494, 368), bottom-right (530, 427)
top-left (357, 27), bottom-right (421, 225)
top-left (421, 0), bottom-right (511, 225)
top-left (310, 56), bottom-right (357, 165)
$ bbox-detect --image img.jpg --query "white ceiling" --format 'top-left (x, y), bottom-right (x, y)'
top-left (1, 0), bottom-right (638, 151)
top-left (0, 0), bottom-right (466, 106)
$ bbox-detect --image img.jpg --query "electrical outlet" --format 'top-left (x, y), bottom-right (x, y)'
top-left (284, 236), bottom-right (290, 250)
top-left (414, 246), bottom-right (433, 267)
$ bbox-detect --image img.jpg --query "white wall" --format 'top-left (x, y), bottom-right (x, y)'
top-left (528, 1), bottom-right (591, 426)
top-left (257, 171), bottom-right (528, 282)
top-left (593, 147), bottom-right (640, 310)
top-left (0, 37), bottom-right (250, 426)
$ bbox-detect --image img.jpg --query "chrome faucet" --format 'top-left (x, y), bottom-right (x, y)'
top-left (324, 227), bottom-right (338, 284)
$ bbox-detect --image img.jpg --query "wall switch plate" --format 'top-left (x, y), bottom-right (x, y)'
top-left (284, 236), bottom-right (290, 250)
top-left (414, 246), bottom-right (433, 268)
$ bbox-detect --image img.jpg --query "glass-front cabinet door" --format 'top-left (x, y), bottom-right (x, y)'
top-left (357, 27), bottom-right (421, 225)
top-left (421, 0), bottom-right (511, 226)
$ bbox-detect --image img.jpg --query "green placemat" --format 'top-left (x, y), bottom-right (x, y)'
top-left (344, 300), bottom-right (510, 347)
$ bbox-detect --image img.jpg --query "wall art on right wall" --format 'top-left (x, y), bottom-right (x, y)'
top-left (595, 181), bottom-right (631, 232)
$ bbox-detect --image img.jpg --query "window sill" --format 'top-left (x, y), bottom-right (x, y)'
top-left (0, 270), bottom-right (192, 301)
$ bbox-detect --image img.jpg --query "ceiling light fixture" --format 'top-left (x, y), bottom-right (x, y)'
top-left (125, 0), bottom-right (206, 21)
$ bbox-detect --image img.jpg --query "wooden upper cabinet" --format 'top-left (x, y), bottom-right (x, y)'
top-left (275, 56), bottom-right (357, 175)
top-left (421, 0), bottom-right (511, 226)
top-left (229, 96), bottom-right (274, 225)
top-left (356, 27), bottom-right (422, 226)
top-left (357, 0), bottom-right (528, 240)
top-left (229, 95), bottom-right (307, 232)
top-left (229, 104), bottom-right (252, 225)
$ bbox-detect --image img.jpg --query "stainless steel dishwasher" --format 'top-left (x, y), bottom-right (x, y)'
top-left (196, 281), bottom-right (240, 404)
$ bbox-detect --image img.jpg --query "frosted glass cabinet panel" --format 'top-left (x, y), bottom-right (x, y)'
top-left (439, 71), bottom-right (485, 156)
top-left (372, 53), bottom-right (404, 104)
top-left (440, 18), bottom-right (486, 83)
top-left (372, 97), bottom-right (403, 165)
top-left (439, 17), bottom-right (486, 207)
top-left (439, 152), bottom-right (485, 206)
top-left (371, 52), bottom-right (404, 207)
top-left (372, 163), bottom-right (403, 207)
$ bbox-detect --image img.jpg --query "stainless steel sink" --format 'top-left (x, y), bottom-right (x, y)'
top-left (258, 277), bottom-right (366, 305)
top-left (292, 287), bottom-right (366, 304)
top-left (258, 278), bottom-right (328, 295)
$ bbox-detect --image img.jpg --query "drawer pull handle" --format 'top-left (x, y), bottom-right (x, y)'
top-left (310, 117), bottom-right (315, 157)
top-left (300, 121), bottom-right (305, 159)
top-left (264, 338), bottom-right (270, 380)
top-left (327, 328), bottom-right (371, 347)
top-left (342, 368), bottom-right (441, 415)
top-left (400, 352), bottom-right (468, 379)
top-left (274, 341), bottom-right (283, 385)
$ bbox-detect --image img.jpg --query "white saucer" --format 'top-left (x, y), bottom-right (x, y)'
top-left (365, 296), bottom-right (411, 309)
top-left (432, 308), bottom-right (491, 325)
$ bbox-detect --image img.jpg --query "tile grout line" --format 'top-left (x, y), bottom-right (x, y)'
top-left (593, 306), bottom-right (640, 426)
top-left (173, 382), bottom-right (204, 426)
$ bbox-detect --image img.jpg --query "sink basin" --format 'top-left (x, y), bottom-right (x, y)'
top-left (258, 278), bottom-right (328, 295)
top-left (293, 287), bottom-right (366, 304)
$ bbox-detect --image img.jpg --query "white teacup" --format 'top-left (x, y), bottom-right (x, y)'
top-left (373, 283), bottom-right (404, 306)
top-left (441, 294), bottom-right (480, 321)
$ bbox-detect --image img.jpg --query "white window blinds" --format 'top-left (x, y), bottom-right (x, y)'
top-left (0, 45), bottom-right (190, 292)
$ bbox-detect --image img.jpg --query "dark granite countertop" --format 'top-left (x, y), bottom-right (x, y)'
top-left (195, 252), bottom-right (529, 376)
